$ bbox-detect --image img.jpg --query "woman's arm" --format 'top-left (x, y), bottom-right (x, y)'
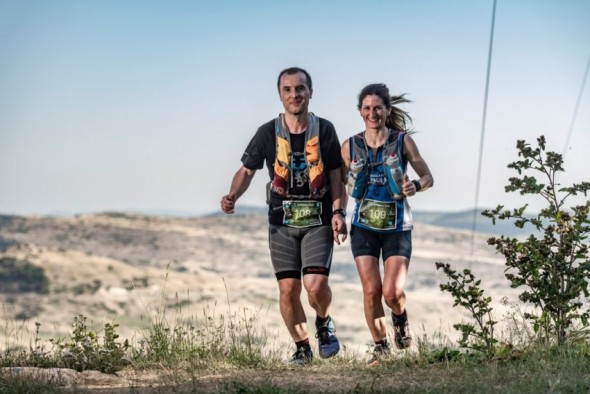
top-left (402, 134), bottom-right (433, 195)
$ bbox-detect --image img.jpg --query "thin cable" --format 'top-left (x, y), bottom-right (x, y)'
top-left (469, 0), bottom-right (497, 268)
top-left (562, 53), bottom-right (590, 158)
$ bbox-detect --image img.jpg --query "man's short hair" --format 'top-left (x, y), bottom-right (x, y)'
top-left (277, 67), bottom-right (313, 91)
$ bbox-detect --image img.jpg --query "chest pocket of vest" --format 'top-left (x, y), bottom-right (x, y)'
top-left (347, 164), bottom-right (369, 199)
top-left (306, 136), bottom-right (326, 197)
top-left (272, 136), bottom-right (290, 196)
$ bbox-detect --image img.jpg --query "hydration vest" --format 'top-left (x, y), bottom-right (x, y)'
top-left (347, 130), bottom-right (406, 200)
top-left (271, 113), bottom-right (328, 199)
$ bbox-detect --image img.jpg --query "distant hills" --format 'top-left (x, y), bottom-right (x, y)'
top-left (1, 206), bottom-right (536, 237)
top-left (412, 209), bottom-right (535, 236)
top-left (208, 206), bottom-right (535, 237)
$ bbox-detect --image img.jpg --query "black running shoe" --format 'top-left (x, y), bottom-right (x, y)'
top-left (288, 345), bottom-right (313, 366)
top-left (367, 343), bottom-right (391, 366)
top-left (392, 310), bottom-right (412, 349)
top-left (315, 317), bottom-right (340, 358)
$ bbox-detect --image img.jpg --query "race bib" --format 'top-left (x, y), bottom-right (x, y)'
top-left (358, 199), bottom-right (397, 230)
top-left (282, 200), bottom-right (322, 228)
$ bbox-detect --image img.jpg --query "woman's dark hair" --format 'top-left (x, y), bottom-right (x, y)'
top-left (277, 67), bottom-right (313, 91)
top-left (357, 83), bottom-right (412, 131)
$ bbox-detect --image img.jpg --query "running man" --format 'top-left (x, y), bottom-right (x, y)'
top-left (220, 67), bottom-right (347, 365)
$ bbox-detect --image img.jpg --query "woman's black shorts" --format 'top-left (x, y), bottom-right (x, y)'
top-left (350, 225), bottom-right (412, 261)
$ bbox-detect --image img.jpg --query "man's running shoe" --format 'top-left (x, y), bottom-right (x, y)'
top-left (315, 317), bottom-right (340, 358)
top-left (288, 345), bottom-right (313, 366)
top-left (392, 310), bottom-right (412, 349)
top-left (367, 342), bottom-right (391, 366)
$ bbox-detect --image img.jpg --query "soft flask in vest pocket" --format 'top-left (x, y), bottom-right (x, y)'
top-left (384, 154), bottom-right (405, 200)
top-left (347, 159), bottom-right (368, 199)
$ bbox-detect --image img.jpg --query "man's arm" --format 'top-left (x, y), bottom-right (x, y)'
top-left (340, 139), bottom-right (351, 210)
top-left (220, 166), bottom-right (257, 214)
top-left (329, 167), bottom-right (347, 244)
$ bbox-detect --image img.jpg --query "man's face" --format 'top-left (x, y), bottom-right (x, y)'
top-left (278, 72), bottom-right (312, 116)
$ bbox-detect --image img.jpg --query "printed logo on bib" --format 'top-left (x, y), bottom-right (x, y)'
top-left (282, 200), bottom-right (322, 228)
top-left (358, 199), bottom-right (397, 230)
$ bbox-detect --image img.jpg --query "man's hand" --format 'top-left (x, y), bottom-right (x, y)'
top-left (331, 214), bottom-right (348, 245)
top-left (220, 191), bottom-right (237, 214)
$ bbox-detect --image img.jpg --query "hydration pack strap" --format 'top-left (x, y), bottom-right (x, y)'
top-left (273, 113), bottom-right (322, 198)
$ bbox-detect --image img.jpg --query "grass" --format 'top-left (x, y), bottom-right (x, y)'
top-left (1, 283), bottom-right (590, 393)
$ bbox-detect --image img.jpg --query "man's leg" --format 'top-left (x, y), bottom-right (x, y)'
top-left (277, 278), bottom-right (314, 364)
top-left (302, 273), bottom-right (331, 317)
top-left (277, 278), bottom-right (308, 341)
top-left (300, 225), bottom-right (334, 315)
top-left (301, 226), bottom-right (340, 358)
top-left (269, 224), bottom-right (313, 364)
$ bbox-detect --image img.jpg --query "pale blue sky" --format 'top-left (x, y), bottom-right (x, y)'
top-left (1, 0), bottom-right (589, 216)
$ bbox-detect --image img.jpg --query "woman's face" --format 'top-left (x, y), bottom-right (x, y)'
top-left (359, 94), bottom-right (390, 130)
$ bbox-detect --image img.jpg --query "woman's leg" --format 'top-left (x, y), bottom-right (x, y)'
top-left (382, 255), bottom-right (409, 314)
top-left (355, 255), bottom-right (387, 342)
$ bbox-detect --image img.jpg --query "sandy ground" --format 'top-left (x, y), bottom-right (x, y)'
top-left (0, 213), bottom-right (520, 358)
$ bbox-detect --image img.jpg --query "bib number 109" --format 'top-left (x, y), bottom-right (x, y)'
top-left (358, 199), bottom-right (397, 230)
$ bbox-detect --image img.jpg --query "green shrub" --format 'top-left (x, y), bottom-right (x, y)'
top-left (483, 136), bottom-right (590, 345)
top-left (435, 262), bottom-right (498, 356)
top-left (51, 315), bottom-right (130, 373)
top-left (438, 135), bottom-right (590, 354)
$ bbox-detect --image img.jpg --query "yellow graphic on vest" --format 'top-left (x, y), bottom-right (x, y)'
top-left (273, 136), bottom-right (290, 192)
top-left (306, 136), bottom-right (324, 186)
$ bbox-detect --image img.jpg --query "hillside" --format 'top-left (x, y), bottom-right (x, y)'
top-left (412, 208), bottom-right (539, 236)
top-left (0, 212), bottom-right (519, 356)
top-left (206, 206), bottom-right (537, 236)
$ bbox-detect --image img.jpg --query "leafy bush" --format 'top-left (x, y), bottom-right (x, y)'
top-left (51, 315), bottom-right (130, 373)
top-left (435, 262), bottom-right (497, 356)
top-left (438, 135), bottom-right (590, 353)
top-left (483, 136), bottom-right (590, 345)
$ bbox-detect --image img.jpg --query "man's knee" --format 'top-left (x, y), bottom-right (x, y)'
top-left (303, 274), bottom-right (329, 299)
top-left (278, 279), bottom-right (302, 301)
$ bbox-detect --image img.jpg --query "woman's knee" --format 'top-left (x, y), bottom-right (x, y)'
top-left (362, 283), bottom-right (383, 302)
top-left (383, 287), bottom-right (405, 305)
